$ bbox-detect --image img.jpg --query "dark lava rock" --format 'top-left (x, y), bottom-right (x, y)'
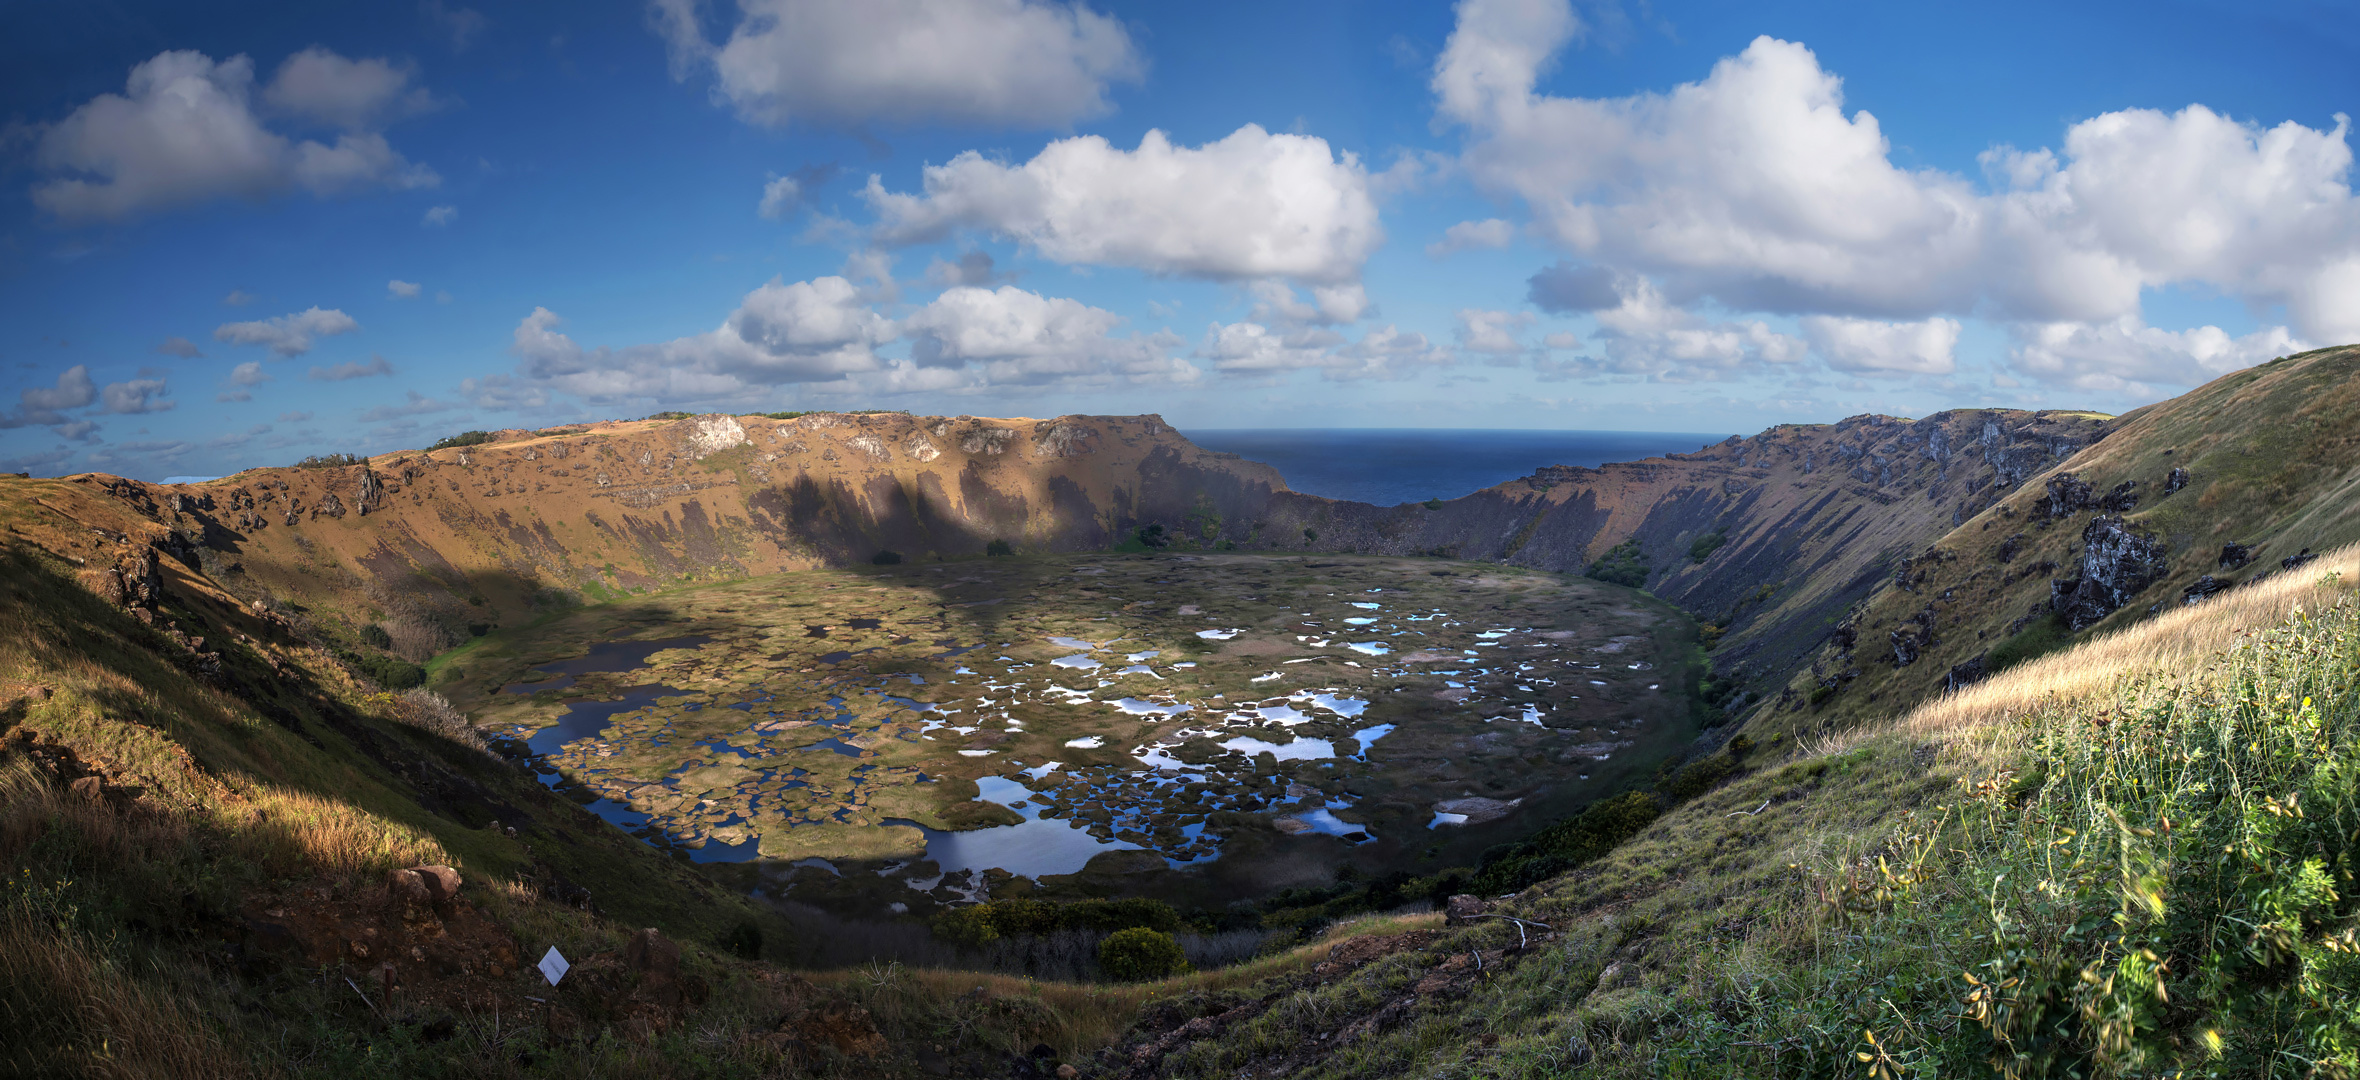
top-left (2183, 575), bottom-right (2230, 606)
top-left (2220, 542), bottom-right (2255, 570)
top-left (1943, 655), bottom-right (1987, 693)
top-left (2044, 472), bottom-right (2094, 519)
top-left (2164, 466), bottom-right (2189, 495)
top-left (2049, 516), bottom-right (2169, 631)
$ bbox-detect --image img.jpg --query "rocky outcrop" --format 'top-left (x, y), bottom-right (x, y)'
top-left (2050, 516), bottom-right (2169, 631)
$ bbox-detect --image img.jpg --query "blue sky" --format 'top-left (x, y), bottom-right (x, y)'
top-left (3, 0), bottom-right (2358, 480)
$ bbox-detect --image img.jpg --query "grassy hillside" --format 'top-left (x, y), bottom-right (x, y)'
top-left (1772, 344), bottom-right (2360, 738)
top-left (1139, 545), bottom-right (2360, 1078)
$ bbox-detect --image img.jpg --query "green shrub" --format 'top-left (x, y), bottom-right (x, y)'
top-left (1667, 754), bottom-right (1736, 800)
top-left (360, 623), bottom-right (392, 650)
top-left (1585, 539), bottom-right (1650, 589)
top-left (985, 538), bottom-right (1014, 557)
top-left (644, 411), bottom-right (692, 421)
top-left (426, 430), bottom-right (495, 451)
top-left (1688, 529), bottom-right (1728, 563)
top-left (1423, 498), bottom-right (1446, 510)
top-left (761, 411), bottom-right (811, 420)
top-left (339, 650), bottom-right (424, 690)
top-left (871, 549), bottom-right (903, 565)
top-left (932, 904), bottom-right (999, 947)
top-left (293, 452), bottom-right (362, 469)
top-left (1098, 928), bottom-right (1189, 981)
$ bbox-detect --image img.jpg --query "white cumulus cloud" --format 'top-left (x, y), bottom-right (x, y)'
top-left (31, 49), bottom-right (439, 223)
top-left (0, 366), bottom-right (99, 428)
top-left (1432, 0), bottom-right (2359, 389)
top-left (865, 124), bottom-right (1382, 287)
top-left (656, 0), bottom-right (1142, 129)
top-left (388, 279), bottom-right (422, 298)
top-left (1799, 315), bottom-right (1962, 375)
top-left (214, 307), bottom-right (361, 357)
top-left (902, 285), bottom-right (1196, 386)
top-left (2008, 317), bottom-right (2307, 395)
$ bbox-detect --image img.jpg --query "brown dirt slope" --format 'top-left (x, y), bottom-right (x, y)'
top-left (1764, 343), bottom-right (2360, 734)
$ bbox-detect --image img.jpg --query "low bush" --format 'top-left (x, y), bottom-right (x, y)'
top-left (1098, 928), bottom-right (1189, 982)
top-left (1688, 529), bottom-right (1728, 563)
top-left (871, 549), bottom-right (903, 565)
top-left (425, 430), bottom-right (495, 451)
top-left (1585, 539), bottom-right (1650, 589)
top-left (292, 452), bottom-right (362, 469)
top-left (986, 538), bottom-right (1014, 556)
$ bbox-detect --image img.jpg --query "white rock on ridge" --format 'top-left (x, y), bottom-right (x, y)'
top-left (685, 416), bottom-right (749, 458)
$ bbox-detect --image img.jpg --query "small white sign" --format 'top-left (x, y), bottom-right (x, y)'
top-left (538, 946), bottom-right (569, 986)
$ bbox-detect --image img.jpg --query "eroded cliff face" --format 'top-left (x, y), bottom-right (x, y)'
top-left (1236, 409), bottom-right (2109, 682)
top-left (14, 412), bottom-right (1290, 658)
top-left (1769, 344), bottom-right (2360, 735)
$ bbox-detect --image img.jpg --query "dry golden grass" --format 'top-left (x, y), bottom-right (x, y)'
top-left (1904, 541), bottom-right (2360, 737)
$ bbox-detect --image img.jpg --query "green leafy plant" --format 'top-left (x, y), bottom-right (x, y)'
top-left (1098, 927), bottom-right (1190, 981)
top-left (1689, 528), bottom-right (1728, 563)
top-left (426, 430), bottom-right (495, 451)
top-left (870, 549), bottom-right (903, 565)
top-left (292, 452), bottom-right (362, 469)
top-left (1585, 538), bottom-right (1650, 589)
top-left (985, 538), bottom-right (1014, 557)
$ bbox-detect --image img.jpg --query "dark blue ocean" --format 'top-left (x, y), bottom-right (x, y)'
top-left (1180, 429), bottom-right (1735, 507)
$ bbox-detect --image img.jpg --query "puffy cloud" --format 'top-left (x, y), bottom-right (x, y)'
top-left (1455, 308), bottom-right (1534, 355)
top-left (1427, 218), bottom-right (1515, 257)
top-left (459, 374), bottom-right (549, 410)
top-left (388, 279), bottom-right (422, 298)
top-left (261, 48), bottom-right (439, 130)
top-left (1436, 1), bottom-right (2360, 359)
top-left (757, 175), bottom-right (801, 220)
top-left (309, 355), bottom-right (395, 381)
top-left (31, 50), bottom-right (438, 223)
top-left (217, 360), bottom-right (271, 402)
top-left (865, 125), bottom-right (1381, 286)
top-left (2007, 317), bottom-right (2306, 394)
top-left (1244, 281), bottom-right (1370, 328)
top-left (1199, 322), bottom-right (1451, 381)
top-left (155, 336), bottom-right (204, 358)
top-left (1575, 278), bottom-right (1807, 381)
top-left (0, 366), bottom-right (99, 428)
top-left (224, 290), bottom-right (257, 306)
top-left (214, 306), bottom-right (360, 357)
top-left (100, 378), bottom-right (173, 414)
top-left (659, 0), bottom-right (1142, 129)
top-left (422, 204), bottom-right (457, 226)
top-left (511, 276), bottom-right (892, 402)
top-left (1799, 315), bottom-right (1962, 375)
top-left (901, 285), bottom-right (1196, 385)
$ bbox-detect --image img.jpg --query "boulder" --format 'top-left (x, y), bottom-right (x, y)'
top-left (410, 865), bottom-right (462, 903)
